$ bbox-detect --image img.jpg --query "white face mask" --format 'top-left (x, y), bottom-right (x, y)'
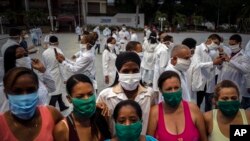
top-left (16, 56), bottom-right (32, 69)
top-left (80, 44), bottom-right (87, 52)
top-left (174, 58), bottom-right (191, 72)
top-left (207, 42), bottom-right (219, 50)
top-left (137, 52), bottom-right (143, 60)
top-left (229, 44), bottom-right (241, 53)
top-left (108, 43), bottom-right (115, 51)
top-left (118, 72), bottom-right (141, 91)
top-left (122, 27), bottom-right (126, 31)
top-left (168, 42), bottom-right (175, 49)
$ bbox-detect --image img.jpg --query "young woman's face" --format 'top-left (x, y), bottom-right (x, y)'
top-left (116, 105), bottom-right (139, 125)
top-left (161, 77), bottom-right (181, 93)
top-left (134, 44), bottom-right (142, 53)
top-left (71, 82), bottom-right (94, 99)
top-left (111, 39), bottom-right (116, 45)
top-left (15, 47), bottom-right (27, 59)
top-left (217, 87), bottom-right (239, 102)
top-left (119, 61), bottom-right (140, 74)
top-left (7, 74), bottom-right (38, 95)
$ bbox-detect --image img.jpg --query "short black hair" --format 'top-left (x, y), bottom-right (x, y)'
top-left (148, 31), bottom-right (157, 44)
top-left (126, 41), bottom-right (140, 51)
top-left (158, 71), bottom-right (181, 90)
top-left (115, 52), bottom-right (141, 71)
top-left (113, 100), bottom-right (142, 121)
top-left (182, 38), bottom-right (197, 49)
top-left (163, 35), bottom-right (173, 42)
top-left (229, 34), bottom-right (242, 43)
top-left (66, 74), bottom-right (93, 95)
top-left (9, 28), bottom-right (21, 36)
top-left (208, 34), bottom-right (222, 42)
top-left (49, 36), bottom-right (58, 43)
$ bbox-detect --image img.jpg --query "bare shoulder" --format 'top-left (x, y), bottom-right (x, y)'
top-left (203, 110), bottom-right (213, 123)
top-left (47, 105), bottom-right (64, 123)
top-left (53, 119), bottom-right (69, 141)
top-left (188, 102), bottom-right (201, 113)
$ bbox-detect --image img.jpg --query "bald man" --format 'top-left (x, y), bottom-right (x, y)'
top-left (165, 44), bottom-right (192, 102)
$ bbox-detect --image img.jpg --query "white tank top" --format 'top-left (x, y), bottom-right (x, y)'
top-left (208, 109), bottom-right (248, 141)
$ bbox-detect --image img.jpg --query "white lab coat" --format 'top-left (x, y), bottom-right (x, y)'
top-left (62, 49), bottom-right (97, 89)
top-left (191, 43), bottom-right (217, 93)
top-left (130, 33), bottom-right (138, 41)
top-left (141, 41), bottom-right (157, 70)
top-left (218, 50), bottom-right (250, 97)
top-left (1, 39), bottom-right (18, 57)
top-left (153, 43), bottom-right (170, 92)
top-left (42, 45), bottom-right (66, 96)
top-left (165, 63), bottom-right (191, 102)
top-left (118, 30), bottom-right (130, 52)
top-left (102, 49), bottom-right (117, 86)
top-left (93, 27), bottom-right (101, 44)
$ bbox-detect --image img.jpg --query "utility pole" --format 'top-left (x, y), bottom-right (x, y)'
top-left (78, 0), bottom-right (81, 26)
top-left (81, 0), bottom-right (87, 27)
top-left (24, 0), bottom-right (29, 12)
top-left (47, 0), bottom-right (54, 31)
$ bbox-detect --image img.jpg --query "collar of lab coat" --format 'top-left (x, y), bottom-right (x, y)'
top-left (108, 83), bottom-right (148, 99)
top-left (201, 43), bottom-right (209, 52)
top-left (48, 45), bottom-right (59, 48)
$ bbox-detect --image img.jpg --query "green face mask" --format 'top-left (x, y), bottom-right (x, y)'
top-left (162, 88), bottom-right (182, 107)
top-left (72, 94), bottom-right (96, 118)
top-left (115, 120), bottom-right (142, 141)
top-left (217, 100), bottom-right (240, 117)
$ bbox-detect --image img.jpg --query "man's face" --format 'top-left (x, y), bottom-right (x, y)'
top-left (229, 40), bottom-right (240, 46)
top-left (208, 39), bottom-right (220, 46)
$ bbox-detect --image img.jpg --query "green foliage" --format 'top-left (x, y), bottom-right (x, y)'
top-left (173, 13), bottom-right (186, 25)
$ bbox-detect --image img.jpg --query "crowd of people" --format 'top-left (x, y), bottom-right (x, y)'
top-left (0, 25), bottom-right (250, 141)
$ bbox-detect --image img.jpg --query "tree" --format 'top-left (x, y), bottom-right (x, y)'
top-left (134, 0), bottom-right (153, 28)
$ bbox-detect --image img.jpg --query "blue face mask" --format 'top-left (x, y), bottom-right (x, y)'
top-left (8, 92), bottom-right (38, 120)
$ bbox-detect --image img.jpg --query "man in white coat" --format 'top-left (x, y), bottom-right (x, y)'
top-left (93, 26), bottom-right (101, 54)
top-left (165, 44), bottom-right (192, 102)
top-left (153, 35), bottom-right (173, 93)
top-left (42, 36), bottom-right (69, 111)
top-left (218, 34), bottom-right (250, 105)
top-left (191, 34), bottom-right (224, 112)
top-left (118, 24), bottom-right (130, 52)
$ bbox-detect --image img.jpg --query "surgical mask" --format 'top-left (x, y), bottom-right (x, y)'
top-left (8, 92), bottom-right (38, 120)
top-left (207, 42), bottom-right (219, 50)
top-left (122, 27), bottom-right (126, 31)
top-left (115, 120), bottom-right (142, 141)
top-left (217, 100), bottom-right (240, 117)
top-left (208, 49), bottom-right (218, 59)
top-left (229, 44), bottom-right (241, 53)
top-left (72, 94), bottom-right (96, 118)
top-left (118, 72), bottom-right (141, 91)
top-left (169, 42), bottom-right (175, 48)
top-left (108, 43), bottom-right (115, 51)
top-left (137, 52), bottom-right (143, 60)
top-left (80, 44), bottom-right (87, 52)
top-left (162, 88), bottom-right (182, 107)
top-left (16, 56), bottom-right (32, 69)
top-left (174, 58), bottom-right (191, 72)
